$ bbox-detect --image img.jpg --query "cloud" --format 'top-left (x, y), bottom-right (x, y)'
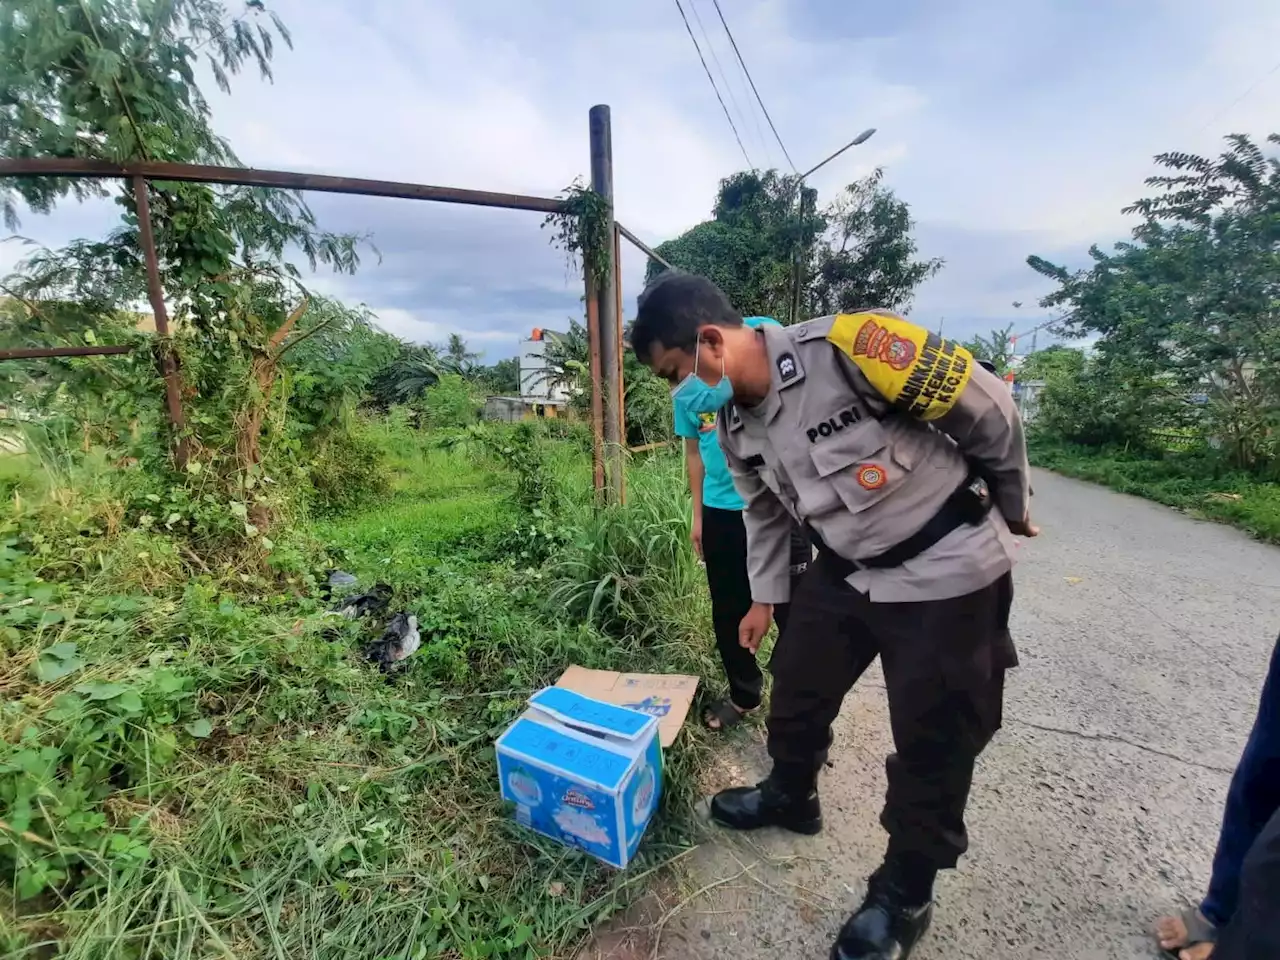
top-left (5, 0), bottom-right (1280, 361)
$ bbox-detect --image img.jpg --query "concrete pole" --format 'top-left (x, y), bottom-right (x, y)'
top-left (589, 105), bottom-right (624, 504)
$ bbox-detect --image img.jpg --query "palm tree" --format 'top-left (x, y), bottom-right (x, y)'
top-left (369, 344), bottom-right (443, 407)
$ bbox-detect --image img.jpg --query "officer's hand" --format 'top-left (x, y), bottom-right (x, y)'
top-left (738, 602), bottom-right (773, 654)
top-left (690, 515), bottom-right (704, 560)
top-left (1007, 514), bottom-right (1040, 537)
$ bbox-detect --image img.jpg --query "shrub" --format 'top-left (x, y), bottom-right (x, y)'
top-left (306, 427), bottom-right (390, 515)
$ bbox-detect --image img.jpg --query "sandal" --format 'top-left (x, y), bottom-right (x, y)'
top-left (1156, 907), bottom-right (1217, 959)
top-left (702, 699), bottom-right (751, 732)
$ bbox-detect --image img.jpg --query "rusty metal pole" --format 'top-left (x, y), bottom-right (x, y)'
top-left (131, 176), bottom-right (189, 467)
top-left (613, 223), bottom-right (626, 504)
top-left (589, 105), bottom-right (624, 505)
top-left (583, 270), bottom-right (606, 502)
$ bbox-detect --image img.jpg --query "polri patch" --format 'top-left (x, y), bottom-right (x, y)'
top-left (856, 464), bottom-right (887, 490)
top-left (777, 353), bottom-right (798, 382)
top-left (827, 311), bottom-right (974, 422)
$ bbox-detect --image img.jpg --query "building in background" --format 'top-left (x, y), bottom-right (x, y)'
top-left (483, 328), bottom-right (573, 422)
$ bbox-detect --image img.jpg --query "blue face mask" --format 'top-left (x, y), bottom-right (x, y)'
top-left (672, 338), bottom-right (733, 414)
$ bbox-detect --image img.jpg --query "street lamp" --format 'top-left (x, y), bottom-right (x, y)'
top-left (789, 128), bottom-right (877, 324)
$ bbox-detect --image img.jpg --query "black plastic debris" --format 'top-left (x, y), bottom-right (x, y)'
top-left (364, 612), bottom-right (421, 673)
top-left (330, 583), bottom-right (393, 619)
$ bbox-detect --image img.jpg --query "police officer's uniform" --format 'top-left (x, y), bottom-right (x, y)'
top-left (712, 309), bottom-right (1029, 959)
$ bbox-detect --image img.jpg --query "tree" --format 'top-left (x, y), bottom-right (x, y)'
top-left (1028, 133), bottom-right (1280, 471)
top-left (648, 167), bottom-right (939, 321)
top-left (961, 324), bottom-right (1015, 374)
top-left (647, 170), bottom-right (817, 319)
top-left (367, 342), bottom-right (442, 408)
top-left (479, 356), bottom-right (519, 395)
top-left (807, 168), bottom-right (943, 315)
top-left (438, 332), bottom-right (480, 378)
top-left (0, 0), bottom-right (370, 533)
top-left (1019, 344), bottom-right (1083, 382)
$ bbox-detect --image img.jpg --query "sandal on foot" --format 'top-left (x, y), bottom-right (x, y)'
top-left (702, 699), bottom-right (751, 732)
top-left (1157, 908), bottom-right (1217, 959)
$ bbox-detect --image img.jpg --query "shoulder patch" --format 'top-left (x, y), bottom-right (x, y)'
top-left (827, 312), bottom-right (974, 421)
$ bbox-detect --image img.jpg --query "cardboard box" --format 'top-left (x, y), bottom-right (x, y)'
top-left (496, 687), bottom-right (662, 869)
top-left (555, 665), bottom-right (699, 748)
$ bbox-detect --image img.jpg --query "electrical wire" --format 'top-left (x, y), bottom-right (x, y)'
top-left (710, 0), bottom-right (796, 172)
top-left (1192, 57), bottom-right (1280, 137)
top-left (689, 0), bottom-right (772, 168)
top-left (673, 0), bottom-right (754, 169)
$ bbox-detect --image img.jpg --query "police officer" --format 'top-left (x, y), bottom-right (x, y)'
top-left (631, 273), bottom-right (1036, 960)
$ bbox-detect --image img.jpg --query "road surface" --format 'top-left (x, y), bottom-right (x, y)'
top-left (581, 468), bottom-right (1280, 960)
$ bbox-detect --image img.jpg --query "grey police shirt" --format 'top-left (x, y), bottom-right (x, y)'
top-left (718, 310), bottom-right (1031, 604)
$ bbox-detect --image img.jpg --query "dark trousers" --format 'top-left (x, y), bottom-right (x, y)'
top-left (1201, 634), bottom-right (1280, 928)
top-left (767, 555), bottom-right (1016, 868)
top-left (1216, 804), bottom-right (1280, 960)
top-left (702, 506), bottom-right (810, 711)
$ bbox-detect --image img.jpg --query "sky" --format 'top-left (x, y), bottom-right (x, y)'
top-left (4, 0), bottom-right (1280, 361)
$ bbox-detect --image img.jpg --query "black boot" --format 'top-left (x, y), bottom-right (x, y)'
top-left (830, 860), bottom-right (936, 960)
top-left (709, 769), bottom-right (822, 835)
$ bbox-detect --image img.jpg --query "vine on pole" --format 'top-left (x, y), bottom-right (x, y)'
top-left (542, 178), bottom-right (612, 288)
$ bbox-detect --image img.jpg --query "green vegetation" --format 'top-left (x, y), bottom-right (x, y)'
top-left (1023, 134), bottom-right (1280, 529)
top-left (1, 416), bottom-right (724, 958)
top-left (648, 168), bottom-right (942, 321)
top-left (0, 4), bottom-right (733, 955)
top-left (1029, 436), bottom-right (1280, 543)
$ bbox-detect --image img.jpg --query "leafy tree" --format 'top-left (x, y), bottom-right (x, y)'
top-left (648, 167), bottom-right (939, 321)
top-left (1019, 344), bottom-right (1083, 381)
top-left (961, 324), bottom-right (1015, 374)
top-left (647, 169), bottom-right (822, 320)
top-left (438, 332), bottom-right (480, 378)
top-left (479, 356), bottom-right (519, 395)
top-left (0, 0), bottom-right (370, 535)
top-left (367, 342), bottom-right (442, 409)
top-left (1029, 133), bottom-right (1280, 471)
top-left (807, 168), bottom-right (943, 315)
top-left (417, 373), bottom-right (481, 430)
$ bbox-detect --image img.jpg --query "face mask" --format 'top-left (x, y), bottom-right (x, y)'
top-left (672, 338), bottom-right (733, 414)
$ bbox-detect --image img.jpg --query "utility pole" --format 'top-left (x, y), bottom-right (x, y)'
top-left (787, 128), bottom-right (876, 324)
top-left (589, 105), bottom-right (624, 504)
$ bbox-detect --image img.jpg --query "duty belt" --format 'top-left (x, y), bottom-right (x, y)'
top-left (806, 472), bottom-right (992, 576)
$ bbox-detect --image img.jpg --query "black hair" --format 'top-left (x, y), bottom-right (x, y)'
top-left (631, 271), bottom-right (743, 363)
top-left (975, 358), bottom-right (998, 374)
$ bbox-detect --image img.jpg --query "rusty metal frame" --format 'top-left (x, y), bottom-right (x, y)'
top-left (0, 155), bottom-right (604, 485)
top-left (616, 223), bottom-right (673, 272)
top-left (0, 344), bottom-right (135, 360)
top-left (0, 158), bottom-right (566, 214)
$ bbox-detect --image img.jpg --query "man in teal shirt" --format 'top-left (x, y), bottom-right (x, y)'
top-left (674, 315), bottom-right (811, 731)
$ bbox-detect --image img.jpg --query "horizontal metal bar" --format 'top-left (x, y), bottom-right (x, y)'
top-left (0, 344), bottom-right (135, 360)
top-left (616, 222), bottom-right (673, 270)
top-left (0, 158), bottom-right (568, 214)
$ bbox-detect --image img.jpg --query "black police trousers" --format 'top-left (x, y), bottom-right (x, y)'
top-left (1216, 803), bottom-right (1280, 960)
top-left (702, 506), bottom-right (811, 711)
top-left (767, 553), bottom-right (1016, 869)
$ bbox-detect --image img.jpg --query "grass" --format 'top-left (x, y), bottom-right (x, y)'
top-left (1029, 435), bottom-right (1280, 544)
top-left (1, 419), bottom-right (724, 959)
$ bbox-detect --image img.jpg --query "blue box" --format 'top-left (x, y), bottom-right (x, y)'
top-left (496, 687), bottom-right (662, 869)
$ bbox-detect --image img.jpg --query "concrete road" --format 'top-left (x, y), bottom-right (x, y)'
top-left (582, 469), bottom-right (1280, 960)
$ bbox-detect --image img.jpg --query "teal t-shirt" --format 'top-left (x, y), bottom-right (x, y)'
top-left (673, 316), bottom-right (778, 511)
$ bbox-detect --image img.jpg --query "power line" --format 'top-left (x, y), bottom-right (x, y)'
top-left (1193, 57), bottom-right (1280, 138)
top-left (689, 0), bottom-right (772, 167)
top-left (710, 0), bottom-right (796, 172)
top-left (673, 0), bottom-right (754, 169)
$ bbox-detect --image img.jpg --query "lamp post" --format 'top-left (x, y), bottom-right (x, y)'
top-left (789, 128), bottom-right (877, 324)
